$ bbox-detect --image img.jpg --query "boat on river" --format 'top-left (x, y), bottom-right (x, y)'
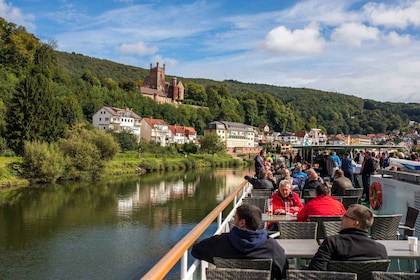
top-left (141, 149), bottom-right (420, 279)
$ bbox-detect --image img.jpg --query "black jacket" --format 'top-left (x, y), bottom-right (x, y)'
top-left (191, 227), bottom-right (288, 279)
top-left (361, 157), bottom-right (375, 175)
top-left (308, 228), bottom-right (388, 271)
top-left (245, 176), bottom-right (274, 190)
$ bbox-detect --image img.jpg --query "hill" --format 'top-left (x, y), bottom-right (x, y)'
top-left (55, 51), bottom-right (420, 135)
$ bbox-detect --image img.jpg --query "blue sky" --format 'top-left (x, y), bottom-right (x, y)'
top-left (2, 0), bottom-right (420, 103)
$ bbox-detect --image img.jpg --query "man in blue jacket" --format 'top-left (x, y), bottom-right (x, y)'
top-left (191, 204), bottom-right (288, 279)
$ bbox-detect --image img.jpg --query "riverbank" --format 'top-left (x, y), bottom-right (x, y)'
top-left (0, 152), bottom-right (252, 188)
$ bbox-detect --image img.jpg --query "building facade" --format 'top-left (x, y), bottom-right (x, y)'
top-left (92, 106), bottom-right (142, 141)
top-left (205, 121), bottom-right (255, 149)
top-left (139, 63), bottom-right (184, 104)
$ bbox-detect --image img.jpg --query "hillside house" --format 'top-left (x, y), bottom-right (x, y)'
top-left (168, 125), bottom-right (197, 145)
top-left (92, 106), bottom-right (142, 142)
top-left (140, 118), bottom-right (171, 147)
top-left (205, 121), bottom-right (256, 150)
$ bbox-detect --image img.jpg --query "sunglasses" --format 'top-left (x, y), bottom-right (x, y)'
top-left (342, 214), bottom-right (358, 221)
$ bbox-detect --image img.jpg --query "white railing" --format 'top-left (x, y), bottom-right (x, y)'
top-left (141, 180), bottom-right (252, 280)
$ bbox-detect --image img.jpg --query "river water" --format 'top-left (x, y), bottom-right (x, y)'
top-left (0, 168), bottom-right (250, 280)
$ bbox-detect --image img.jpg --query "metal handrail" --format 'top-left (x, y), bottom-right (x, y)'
top-left (141, 180), bottom-right (251, 280)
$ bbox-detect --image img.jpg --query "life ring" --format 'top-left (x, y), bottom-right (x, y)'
top-left (369, 181), bottom-right (382, 210)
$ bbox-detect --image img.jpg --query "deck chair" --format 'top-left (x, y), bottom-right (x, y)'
top-left (251, 189), bottom-right (273, 198)
top-left (371, 271), bottom-right (420, 280)
top-left (206, 267), bottom-right (271, 280)
top-left (327, 259), bottom-right (391, 279)
top-left (371, 214), bottom-right (402, 240)
top-left (213, 257), bottom-right (272, 271)
top-left (278, 221), bottom-right (317, 239)
top-left (398, 206), bottom-right (420, 239)
top-left (309, 215), bottom-right (342, 243)
top-left (323, 221), bottom-right (342, 238)
top-left (344, 188), bottom-right (364, 198)
top-left (340, 196), bottom-right (360, 209)
top-left (287, 269), bottom-right (357, 280)
top-left (242, 197), bottom-right (266, 212)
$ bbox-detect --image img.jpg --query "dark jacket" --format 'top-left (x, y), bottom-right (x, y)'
top-left (303, 177), bottom-right (323, 190)
top-left (245, 176), bottom-right (274, 190)
top-left (331, 177), bottom-right (353, 195)
top-left (191, 226), bottom-right (288, 279)
top-left (308, 228), bottom-right (388, 271)
top-left (361, 157), bottom-right (375, 175)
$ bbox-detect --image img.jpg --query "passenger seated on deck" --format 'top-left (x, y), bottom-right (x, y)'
top-left (308, 204), bottom-right (388, 271)
top-left (191, 204), bottom-right (289, 280)
top-left (267, 180), bottom-right (303, 231)
top-left (297, 183), bottom-right (346, 222)
top-left (302, 168), bottom-right (324, 191)
top-left (331, 169), bottom-right (353, 196)
top-left (244, 170), bottom-right (275, 190)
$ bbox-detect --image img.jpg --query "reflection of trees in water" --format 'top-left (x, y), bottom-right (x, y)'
top-left (0, 168), bottom-right (250, 243)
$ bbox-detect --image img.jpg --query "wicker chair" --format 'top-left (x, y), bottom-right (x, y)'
top-left (344, 188), bottom-right (364, 198)
top-left (242, 197), bottom-right (267, 212)
top-left (303, 190), bottom-right (316, 197)
top-left (206, 267), bottom-right (271, 280)
top-left (287, 269), bottom-right (357, 280)
top-left (323, 221), bottom-right (342, 237)
top-left (327, 259), bottom-right (391, 279)
top-left (278, 221), bottom-right (317, 239)
top-left (371, 214), bottom-right (403, 240)
top-left (371, 271), bottom-right (420, 280)
top-left (251, 189), bottom-right (273, 198)
top-left (340, 196), bottom-right (360, 209)
top-left (213, 257), bottom-right (272, 271)
top-left (309, 215), bottom-right (342, 242)
top-left (398, 206), bottom-right (420, 238)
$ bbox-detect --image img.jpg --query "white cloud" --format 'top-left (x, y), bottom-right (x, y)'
top-left (363, 1), bottom-right (420, 29)
top-left (259, 23), bottom-right (325, 55)
top-left (0, 0), bottom-right (35, 30)
top-left (386, 31), bottom-right (411, 46)
top-left (331, 22), bottom-right (379, 46)
top-left (150, 55), bottom-right (178, 69)
top-left (116, 42), bottom-right (158, 56)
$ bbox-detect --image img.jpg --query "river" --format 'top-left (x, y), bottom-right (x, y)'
top-left (0, 168), bottom-right (250, 280)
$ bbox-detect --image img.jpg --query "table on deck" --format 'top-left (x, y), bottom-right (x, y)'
top-left (262, 213), bottom-right (297, 222)
top-left (276, 239), bottom-right (420, 271)
top-left (276, 239), bottom-right (319, 259)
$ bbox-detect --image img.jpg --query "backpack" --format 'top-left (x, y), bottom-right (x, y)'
top-left (292, 176), bottom-right (306, 191)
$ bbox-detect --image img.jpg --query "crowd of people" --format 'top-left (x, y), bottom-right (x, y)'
top-left (190, 148), bottom-right (412, 278)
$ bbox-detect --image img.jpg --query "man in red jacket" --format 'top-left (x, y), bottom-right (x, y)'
top-left (267, 180), bottom-right (304, 230)
top-left (297, 183), bottom-right (345, 222)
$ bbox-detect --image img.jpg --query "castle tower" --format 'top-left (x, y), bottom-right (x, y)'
top-left (147, 62), bottom-right (166, 92)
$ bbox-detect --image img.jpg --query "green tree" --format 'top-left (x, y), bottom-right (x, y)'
top-left (200, 132), bottom-right (226, 155)
top-left (23, 140), bottom-right (65, 183)
top-left (112, 130), bottom-right (138, 152)
top-left (5, 72), bottom-right (66, 154)
top-left (183, 142), bottom-right (198, 154)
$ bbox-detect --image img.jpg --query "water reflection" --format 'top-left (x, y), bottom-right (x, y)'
top-left (0, 168), bottom-right (249, 279)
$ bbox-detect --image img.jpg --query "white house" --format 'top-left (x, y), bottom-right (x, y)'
top-left (168, 125), bottom-right (197, 145)
top-left (92, 106), bottom-right (142, 141)
top-left (140, 118), bottom-right (171, 147)
top-left (205, 121), bottom-right (255, 148)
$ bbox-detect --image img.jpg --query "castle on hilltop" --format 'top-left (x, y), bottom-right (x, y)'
top-left (139, 62), bottom-right (184, 104)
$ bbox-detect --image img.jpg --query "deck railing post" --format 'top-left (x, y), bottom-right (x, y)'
top-left (181, 251), bottom-right (187, 279)
top-left (217, 212), bottom-right (222, 230)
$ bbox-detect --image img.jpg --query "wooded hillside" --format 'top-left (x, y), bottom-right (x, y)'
top-left (1, 17), bottom-right (419, 156)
